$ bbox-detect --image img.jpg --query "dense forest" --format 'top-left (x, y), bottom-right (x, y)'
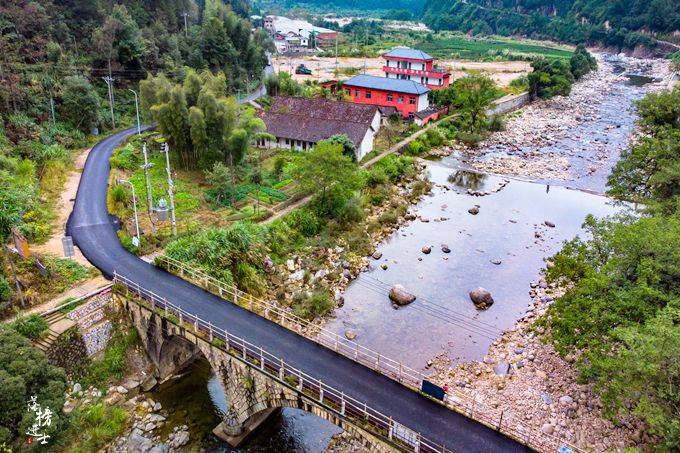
top-left (422, 0), bottom-right (680, 50)
top-left (255, 0), bottom-right (424, 15)
top-left (0, 0), bottom-right (269, 129)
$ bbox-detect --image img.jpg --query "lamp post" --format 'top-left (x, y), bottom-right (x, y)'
top-left (160, 143), bottom-right (177, 236)
top-left (116, 178), bottom-right (140, 247)
top-left (129, 88), bottom-right (141, 135)
top-left (140, 143), bottom-right (155, 233)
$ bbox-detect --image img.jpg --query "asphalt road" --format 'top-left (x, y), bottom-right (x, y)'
top-left (67, 126), bottom-right (530, 453)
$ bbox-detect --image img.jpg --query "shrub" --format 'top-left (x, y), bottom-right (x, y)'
top-left (292, 290), bottom-right (334, 320)
top-left (11, 314), bottom-right (48, 339)
top-left (0, 275), bottom-right (12, 301)
top-left (488, 115), bottom-right (505, 132)
top-left (286, 208), bottom-right (321, 237)
top-left (66, 403), bottom-right (128, 452)
top-left (337, 196), bottom-right (364, 226)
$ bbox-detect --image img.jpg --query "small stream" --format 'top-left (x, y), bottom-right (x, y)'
top-left (150, 359), bottom-right (341, 452)
top-left (146, 56), bottom-right (662, 449)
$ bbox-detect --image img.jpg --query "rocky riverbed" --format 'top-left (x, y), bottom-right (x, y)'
top-left (451, 55), bottom-right (673, 192)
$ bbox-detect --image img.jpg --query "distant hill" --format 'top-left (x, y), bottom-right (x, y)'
top-left (421, 0), bottom-right (680, 51)
top-left (259, 0), bottom-right (425, 15)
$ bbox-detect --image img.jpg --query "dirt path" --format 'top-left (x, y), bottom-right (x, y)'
top-left (4, 275), bottom-right (110, 322)
top-left (31, 147), bottom-right (91, 265)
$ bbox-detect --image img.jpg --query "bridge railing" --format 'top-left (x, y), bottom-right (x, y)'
top-left (153, 255), bottom-right (587, 453)
top-left (155, 255), bottom-right (424, 389)
top-left (112, 271), bottom-right (447, 453)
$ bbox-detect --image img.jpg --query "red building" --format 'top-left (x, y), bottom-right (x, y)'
top-left (382, 48), bottom-right (451, 90)
top-left (342, 75), bottom-right (430, 120)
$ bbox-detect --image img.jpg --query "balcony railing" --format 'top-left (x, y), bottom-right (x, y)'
top-left (383, 66), bottom-right (449, 78)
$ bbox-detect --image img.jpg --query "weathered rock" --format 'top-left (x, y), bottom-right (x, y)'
top-left (544, 220), bottom-right (556, 228)
top-left (371, 251), bottom-right (383, 260)
top-left (263, 257), bottom-right (275, 274)
top-left (72, 382), bottom-right (82, 394)
top-left (421, 245), bottom-right (431, 254)
top-left (490, 259), bottom-right (502, 265)
top-left (345, 330), bottom-right (357, 340)
top-left (380, 264), bottom-right (388, 270)
top-left (541, 423), bottom-right (555, 435)
top-left (468, 206), bottom-right (480, 215)
top-left (286, 259), bottom-right (295, 272)
top-left (469, 287), bottom-right (494, 309)
top-left (140, 376), bottom-right (157, 392)
top-left (441, 244), bottom-right (451, 253)
top-left (559, 395), bottom-right (574, 405)
top-left (493, 362), bottom-right (510, 376)
top-left (389, 285), bottom-right (416, 306)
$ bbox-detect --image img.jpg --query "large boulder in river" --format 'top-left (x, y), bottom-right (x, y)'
top-left (469, 287), bottom-right (494, 309)
top-left (389, 285), bottom-right (416, 306)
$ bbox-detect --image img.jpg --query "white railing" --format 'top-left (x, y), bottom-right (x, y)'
top-left (153, 255), bottom-right (587, 453)
top-left (155, 255), bottom-right (424, 388)
top-left (112, 271), bottom-right (446, 453)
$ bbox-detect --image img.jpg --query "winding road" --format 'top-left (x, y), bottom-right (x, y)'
top-left (67, 125), bottom-right (529, 452)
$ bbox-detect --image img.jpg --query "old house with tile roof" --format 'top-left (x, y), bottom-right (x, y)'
top-left (256, 96), bottom-right (381, 160)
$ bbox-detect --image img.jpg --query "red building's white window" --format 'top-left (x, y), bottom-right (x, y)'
top-left (387, 93), bottom-right (393, 102)
top-left (409, 97), bottom-right (416, 105)
top-left (355, 89), bottom-right (361, 97)
top-left (398, 96), bottom-right (404, 103)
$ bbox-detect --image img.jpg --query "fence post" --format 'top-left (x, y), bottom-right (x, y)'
top-left (388, 417), bottom-right (393, 440)
top-left (218, 285), bottom-right (223, 297)
top-left (260, 347), bottom-right (265, 370)
top-left (399, 362), bottom-right (403, 383)
top-left (164, 298), bottom-right (168, 315)
top-left (355, 343), bottom-right (359, 360)
top-left (376, 354), bottom-right (380, 371)
top-left (209, 322), bottom-right (213, 342)
top-left (224, 329), bottom-right (229, 349)
top-left (194, 319), bottom-right (198, 333)
top-left (242, 338), bottom-right (246, 359)
top-left (234, 288), bottom-right (238, 304)
top-left (298, 374), bottom-right (303, 392)
top-left (179, 313), bottom-right (183, 325)
top-left (318, 381), bottom-right (323, 403)
top-left (340, 393), bottom-right (345, 416)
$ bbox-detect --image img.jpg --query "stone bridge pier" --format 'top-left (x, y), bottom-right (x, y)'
top-left (121, 295), bottom-right (398, 451)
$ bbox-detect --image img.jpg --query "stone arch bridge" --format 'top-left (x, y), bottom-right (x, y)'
top-left (120, 291), bottom-right (406, 451)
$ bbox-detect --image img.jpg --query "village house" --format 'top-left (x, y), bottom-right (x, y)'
top-left (341, 74), bottom-right (444, 124)
top-left (383, 47), bottom-right (451, 90)
top-left (256, 96), bottom-right (381, 160)
top-left (264, 15), bottom-right (338, 53)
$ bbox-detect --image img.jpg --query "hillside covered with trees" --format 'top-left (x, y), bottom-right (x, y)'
top-left (422, 0), bottom-right (679, 50)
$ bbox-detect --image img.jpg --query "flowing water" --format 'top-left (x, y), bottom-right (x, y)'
top-left (148, 56), bottom-right (662, 449)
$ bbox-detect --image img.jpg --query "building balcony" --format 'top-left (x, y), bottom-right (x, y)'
top-left (383, 65), bottom-right (450, 79)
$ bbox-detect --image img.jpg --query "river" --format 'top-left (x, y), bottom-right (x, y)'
top-left (147, 55), bottom-right (665, 451)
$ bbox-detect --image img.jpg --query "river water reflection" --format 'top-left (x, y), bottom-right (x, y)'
top-left (324, 163), bottom-right (620, 370)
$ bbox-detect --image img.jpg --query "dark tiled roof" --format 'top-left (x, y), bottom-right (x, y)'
top-left (384, 47), bottom-right (433, 61)
top-left (414, 105), bottom-right (446, 119)
top-left (343, 75), bottom-right (430, 95)
top-left (260, 96), bottom-right (378, 146)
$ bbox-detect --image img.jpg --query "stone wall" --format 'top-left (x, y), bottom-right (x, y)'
top-left (47, 328), bottom-right (89, 376)
top-left (486, 92), bottom-right (531, 117)
top-left (68, 290), bottom-right (114, 356)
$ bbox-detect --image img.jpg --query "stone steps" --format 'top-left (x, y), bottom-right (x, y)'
top-left (34, 311), bottom-right (76, 353)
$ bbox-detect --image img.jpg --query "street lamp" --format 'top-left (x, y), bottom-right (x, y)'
top-left (129, 88), bottom-right (141, 135)
top-left (159, 143), bottom-right (177, 236)
top-left (116, 178), bottom-right (141, 247)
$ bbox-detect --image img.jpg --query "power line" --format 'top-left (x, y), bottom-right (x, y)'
top-left (349, 277), bottom-right (502, 340)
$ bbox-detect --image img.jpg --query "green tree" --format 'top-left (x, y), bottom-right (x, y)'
top-left (289, 140), bottom-right (361, 217)
top-left (528, 58), bottom-right (575, 99)
top-left (205, 161), bottom-right (236, 205)
top-left (635, 88), bottom-right (680, 132)
top-left (327, 134), bottom-right (357, 160)
top-left (58, 76), bottom-right (101, 132)
top-left (0, 326), bottom-right (68, 447)
top-left (569, 44), bottom-right (598, 80)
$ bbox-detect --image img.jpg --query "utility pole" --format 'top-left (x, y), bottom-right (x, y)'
top-left (129, 88), bottom-right (141, 135)
top-left (116, 179), bottom-right (140, 248)
top-left (102, 75), bottom-right (116, 129)
top-left (182, 12), bottom-right (189, 39)
top-left (2, 245), bottom-right (25, 308)
top-left (141, 143), bottom-right (155, 234)
top-left (161, 143), bottom-right (177, 236)
top-left (335, 34), bottom-right (339, 73)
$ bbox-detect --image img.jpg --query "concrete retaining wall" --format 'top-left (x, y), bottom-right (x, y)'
top-left (486, 92), bottom-right (531, 117)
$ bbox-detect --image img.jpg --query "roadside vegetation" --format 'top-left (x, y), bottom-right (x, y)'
top-left (541, 87), bottom-right (680, 449)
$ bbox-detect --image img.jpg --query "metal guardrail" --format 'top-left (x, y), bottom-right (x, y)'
top-left (153, 255), bottom-right (586, 453)
top-left (112, 272), bottom-right (444, 453)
